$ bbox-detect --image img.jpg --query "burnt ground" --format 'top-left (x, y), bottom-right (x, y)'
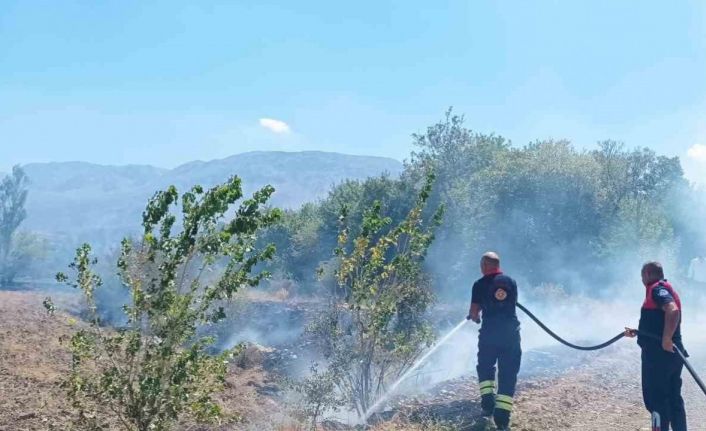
top-left (1, 290), bottom-right (705, 431)
top-left (368, 344), bottom-right (706, 431)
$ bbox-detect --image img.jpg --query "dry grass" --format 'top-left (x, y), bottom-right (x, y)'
top-left (0, 291), bottom-right (76, 430)
top-left (0, 291), bottom-right (292, 431)
top-left (2, 290), bottom-right (702, 431)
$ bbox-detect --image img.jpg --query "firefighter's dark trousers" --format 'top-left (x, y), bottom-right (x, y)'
top-left (477, 336), bottom-right (522, 427)
top-left (642, 347), bottom-right (687, 431)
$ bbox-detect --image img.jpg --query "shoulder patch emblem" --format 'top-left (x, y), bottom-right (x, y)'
top-left (658, 289), bottom-right (669, 297)
top-left (495, 288), bottom-right (508, 301)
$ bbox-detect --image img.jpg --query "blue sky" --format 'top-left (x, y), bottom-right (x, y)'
top-left (2, 1), bottom-right (706, 182)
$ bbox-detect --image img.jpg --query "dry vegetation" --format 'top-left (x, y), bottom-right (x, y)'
top-left (2, 291), bottom-right (704, 431)
top-left (0, 291), bottom-right (288, 431)
top-left (0, 291), bottom-right (74, 430)
top-left (365, 345), bottom-right (706, 431)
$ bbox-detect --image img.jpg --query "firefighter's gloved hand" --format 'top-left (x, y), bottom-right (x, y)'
top-left (466, 314), bottom-right (480, 324)
top-left (624, 327), bottom-right (637, 338)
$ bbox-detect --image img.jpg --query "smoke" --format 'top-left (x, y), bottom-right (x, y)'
top-left (386, 175), bottom-right (706, 401)
top-left (67, 147), bottom-right (706, 421)
top-left (197, 173), bottom-right (706, 423)
top-left (381, 276), bottom-right (706, 403)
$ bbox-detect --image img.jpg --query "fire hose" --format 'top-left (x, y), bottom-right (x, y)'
top-left (516, 302), bottom-right (706, 398)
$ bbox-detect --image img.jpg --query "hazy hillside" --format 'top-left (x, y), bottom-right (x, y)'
top-left (21, 151), bottom-right (402, 252)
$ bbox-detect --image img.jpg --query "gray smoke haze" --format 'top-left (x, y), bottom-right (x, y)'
top-left (35, 151), bottom-right (706, 426)
top-left (189, 172), bottom-right (706, 423)
top-left (387, 183), bottom-right (706, 405)
top-left (92, 179), bottom-right (706, 377)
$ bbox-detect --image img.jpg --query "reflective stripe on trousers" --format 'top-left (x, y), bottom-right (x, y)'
top-left (496, 394), bottom-right (513, 412)
top-left (479, 380), bottom-right (495, 395)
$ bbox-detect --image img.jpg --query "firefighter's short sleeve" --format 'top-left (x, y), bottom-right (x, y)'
top-left (471, 281), bottom-right (481, 304)
top-left (652, 286), bottom-right (674, 306)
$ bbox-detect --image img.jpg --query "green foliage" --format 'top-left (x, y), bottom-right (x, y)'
top-left (256, 110), bottom-right (689, 297)
top-left (261, 203), bottom-right (325, 284)
top-left (599, 196), bottom-right (676, 261)
top-left (260, 174), bottom-right (419, 294)
top-left (54, 177), bottom-right (281, 431)
top-left (309, 173), bottom-right (443, 415)
top-left (403, 112), bottom-right (687, 290)
top-left (408, 109), bottom-right (510, 231)
top-left (0, 230), bottom-right (47, 284)
top-left (0, 166), bottom-right (28, 250)
top-left (43, 296), bottom-right (56, 315)
top-left (488, 140), bottom-right (604, 281)
top-left (0, 166), bottom-right (36, 285)
top-left (587, 141), bottom-right (684, 269)
top-left (257, 110), bottom-right (690, 300)
top-left (292, 363), bottom-right (345, 430)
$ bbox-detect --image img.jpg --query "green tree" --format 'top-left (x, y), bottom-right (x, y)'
top-left (405, 109), bottom-right (510, 293)
top-left (593, 141), bottom-right (684, 218)
top-left (54, 177), bottom-right (281, 431)
top-left (260, 203), bottom-right (325, 285)
top-left (402, 113), bottom-right (690, 289)
top-left (600, 196), bottom-right (677, 263)
top-left (490, 140), bottom-right (603, 282)
top-left (0, 166), bottom-right (31, 285)
top-left (0, 231), bottom-right (47, 284)
top-left (261, 174), bottom-right (421, 295)
top-left (253, 111), bottom-right (693, 298)
top-left (593, 141), bottom-right (685, 264)
top-left (310, 173), bottom-right (443, 415)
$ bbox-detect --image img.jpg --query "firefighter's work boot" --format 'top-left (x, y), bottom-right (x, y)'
top-left (479, 380), bottom-right (496, 416)
top-left (480, 393), bottom-right (495, 416)
top-left (493, 409), bottom-right (510, 430)
top-left (493, 394), bottom-right (513, 430)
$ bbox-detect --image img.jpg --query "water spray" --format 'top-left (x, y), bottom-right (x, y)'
top-left (364, 301), bottom-right (706, 425)
top-left (363, 318), bottom-right (469, 421)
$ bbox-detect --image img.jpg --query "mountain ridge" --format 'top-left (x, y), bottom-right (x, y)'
top-left (19, 151), bottom-right (403, 252)
top-left (21, 150), bottom-right (400, 172)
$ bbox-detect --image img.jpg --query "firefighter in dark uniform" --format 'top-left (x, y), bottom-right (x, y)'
top-left (626, 261), bottom-right (687, 431)
top-left (467, 252), bottom-right (521, 430)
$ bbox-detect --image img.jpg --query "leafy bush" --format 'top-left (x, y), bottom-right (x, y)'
top-left (53, 177), bottom-right (281, 431)
top-left (292, 363), bottom-right (345, 430)
top-left (310, 173), bottom-right (443, 415)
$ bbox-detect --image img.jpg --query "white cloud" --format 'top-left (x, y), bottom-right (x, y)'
top-left (683, 143), bottom-right (706, 186)
top-left (687, 143), bottom-right (706, 162)
top-left (258, 118), bottom-right (291, 134)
